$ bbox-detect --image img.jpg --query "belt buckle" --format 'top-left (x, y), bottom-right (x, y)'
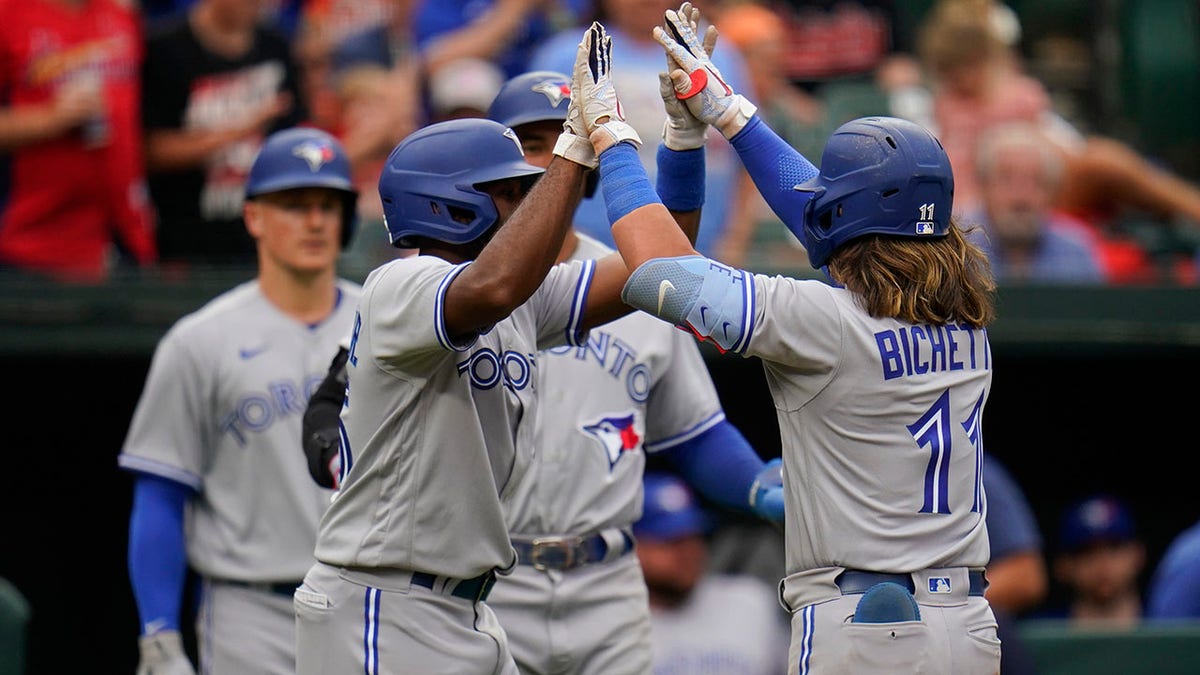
top-left (530, 536), bottom-right (577, 571)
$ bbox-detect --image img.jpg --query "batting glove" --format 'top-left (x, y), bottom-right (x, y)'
top-left (553, 59), bottom-right (600, 169)
top-left (572, 21), bottom-right (641, 156)
top-left (653, 6), bottom-right (758, 139)
top-left (659, 3), bottom-right (714, 150)
top-left (749, 458), bottom-right (785, 525)
top-left (136, 630), bottom-right (196, 675)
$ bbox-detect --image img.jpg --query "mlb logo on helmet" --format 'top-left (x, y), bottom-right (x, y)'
top-left (916, 222), bottom-right (936, 235)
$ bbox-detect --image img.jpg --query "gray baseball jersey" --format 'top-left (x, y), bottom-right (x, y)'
top-left (119, 279), bottom-right (361, 582)
top-left (741, 275), bottom-right (992, 577)
top-left (312, 254), bottom-right (594, 579)
top-left (488, 234), bottom-right (725, 673)
top-left (505, 234), bottom-right (725, 536)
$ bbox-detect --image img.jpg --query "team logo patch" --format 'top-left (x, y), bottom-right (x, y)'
top-left (928, 577), bottom-right (952, 594)
top-left (583, 413), bottom-right (641, 471)
top-left (531, 80), bottom-right (571, 107)
top-left (294, 141), bottom-right (335, 172)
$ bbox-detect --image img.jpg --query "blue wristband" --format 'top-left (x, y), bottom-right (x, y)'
top-left (600, 142), bottom-right (661, 225)
top-left (655, 145), bottom-right (704, 212)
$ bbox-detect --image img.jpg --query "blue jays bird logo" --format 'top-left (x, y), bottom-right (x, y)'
top-left (532, 80), bottom-right (571, 108)
top-left (293, 141), bottom-right (335, 172)
top-left (583, 414), bottom-right (641, 470)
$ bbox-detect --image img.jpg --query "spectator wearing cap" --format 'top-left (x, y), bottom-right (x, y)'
top-left (1145, 518), bottom-right (1200, 620)
top-left (635, 472), bottom-right (788, 675)
top-left (1043, 494), bottom-right (1146, 627)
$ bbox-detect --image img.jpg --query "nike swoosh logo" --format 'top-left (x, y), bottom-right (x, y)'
top-left (657, 279), bottom-right (676, 314)
top-left (239, 346), bottom-right (268, 360)
top-left (699, 305), bottom-right (709, 325)
top-left (722, 321), bottom-right (731, 341)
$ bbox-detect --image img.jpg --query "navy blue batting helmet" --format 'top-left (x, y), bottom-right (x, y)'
top-left (379, 118), bottom-right (544, 248)
top-left (487, 70), bottom-right (572, 128)
top-left (245, 126), bottom-right (359, 247)
top-left (794, 116), bottom-right (953, 268)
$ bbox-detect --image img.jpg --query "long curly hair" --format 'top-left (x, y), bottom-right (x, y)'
top-left (826, 221), bottom-right (996, 328)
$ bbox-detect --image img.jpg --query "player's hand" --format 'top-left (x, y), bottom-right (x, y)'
top-left (570, 22), bottom-right (641, 156)
top-left (136, 630), bottom-right (196, 675)
top-left (749, 458), bottom-right (785, 526)
top-left (653, 6), bottom-right (757, 139)
top-left (659, 3), bottom-right (715, 150)
top-left (554, 81), bottom-right (599, 169)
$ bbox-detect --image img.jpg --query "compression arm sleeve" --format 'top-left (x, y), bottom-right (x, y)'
top-left (622, 255), bottom-right (753, 355)
top-left (657, 418), bottom-right (764, 513)
top-left (128, 474), bottom-right (192, 634)
top-left (729, 116), bottom-right (819, 247)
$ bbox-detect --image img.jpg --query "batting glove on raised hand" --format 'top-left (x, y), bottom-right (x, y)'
top-left (659, 2), bottom-right (716, 150)
top-left (749, 458), bottom-right (785, 526)
top-left (571, 21), bottom-right (641, 156)
top-left (553, 76), bottom-right (598, 168)
top-left (137, 630), bottom-right (196, 675)
top-left (653, 6), bottom-right (757, 139)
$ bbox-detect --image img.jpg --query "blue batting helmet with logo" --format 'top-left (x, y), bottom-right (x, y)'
top-left (379, 118), bottom-right (544, 248)
top-left (245, 126), bottom-right (359, 247)
top-left (487, 70), bottom-right (572, 128)
top-left (793, 116), bottom-right (953, 268)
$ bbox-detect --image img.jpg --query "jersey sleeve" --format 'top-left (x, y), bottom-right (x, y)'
top-left (528, 259), bottom-right (594, 351)
top-left (362, 257), bottom-right (475, 371)
top-left (744, 274), bottom-right (843, 371)
top-left (117, 325), bottom-right (211, 489)
top-left (642, 328), bottom-right (725, 452)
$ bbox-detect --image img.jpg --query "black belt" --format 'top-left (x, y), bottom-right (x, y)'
top-left (512, 530), bottom-right (634, 571)
top-left (214, 579), bottom-right (303, 598)
top-left (411, 569), bottom-right (496, 602)
top-left (835, 569), bottom-right (987, 597)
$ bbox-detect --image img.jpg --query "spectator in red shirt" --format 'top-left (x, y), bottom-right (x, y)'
top-left (0, 0), bottom-right (156, 283)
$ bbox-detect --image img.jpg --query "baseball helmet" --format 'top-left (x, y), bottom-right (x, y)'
top-left (487, 70), bottom-right (599, 199)
top-left (379, 117), bottom-right (544, 248)
top-left (794, 116), bottom-right (953, 268)
top-left (245, 126), bottom-right (359, 247)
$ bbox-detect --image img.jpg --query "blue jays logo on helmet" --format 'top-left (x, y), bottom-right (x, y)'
top-left (531, 79), bottom-right (570, 107)
top-left (792, 116), bottom-right (953, 268)
top-left (583, 413), bottom-right (641, 471)
top-left (487, 70), bottom-right (572, 128)
top-left (293, 141), bottom-right (336, 172)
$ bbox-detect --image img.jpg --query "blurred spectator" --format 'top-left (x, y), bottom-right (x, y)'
top-left (528, 0), bottom-right (757, 261)
top-left (413, 0), bottom-right (583, 81)
top-left (982, 453), bottom-right (1046, 674)
top-left (916, 0), bottom-right (1200, 283)
top-left (635, 472), bottom-right (789, 675)
top-left (967, 121), bottom-right (1107, 285)
top-left (140, 0), bottom-right (305, 39)
top-left (1045, 494), bottom-right (1145, 628)
top-left (0, 0), bottom-right (156, 283)
top-left (426, 57), bottom-right (505, 122)
top-left (141, 0), bottom-right (307, 268)
top-left (1145, 517), bottom-right (1200, 620)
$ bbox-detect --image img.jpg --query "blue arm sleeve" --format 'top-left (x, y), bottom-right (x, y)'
top-left (128, 473), bottom-right (192, 634)
top-left (729, 116), bottom-right (819, 248)
top-left (657, 418), bottom-right (764, 513)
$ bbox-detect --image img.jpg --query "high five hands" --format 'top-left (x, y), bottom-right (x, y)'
top-left (653, 2), bottom-right (757, 140)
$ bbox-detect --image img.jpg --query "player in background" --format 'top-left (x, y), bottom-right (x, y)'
top-left (301, 66), bottom-right (785, 674)
top-left (118, 127), bottom-right (361, 675)
top-left (571, 12), bottom-right (1000, 673)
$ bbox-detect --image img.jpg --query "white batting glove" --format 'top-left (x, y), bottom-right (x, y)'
top-left (554, 61), bottom-right (600, 169)
top-left (571, 22), bottom-right (641, 156)
top-left (137, 630), bottom-right (196, 675)
top-left (653, 6), bottom-right (757, 139)
top-left (659, 3), bottom-right (715, 150)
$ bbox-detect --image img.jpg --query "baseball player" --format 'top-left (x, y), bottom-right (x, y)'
top-left (119, 126), bottom-right (362, 674)
top-left (291, 112), bottom-right (649, 673)
top-left (571, 15), bottom-right (1001, 673)
top-left (299, 68), bottom-right (786, 674)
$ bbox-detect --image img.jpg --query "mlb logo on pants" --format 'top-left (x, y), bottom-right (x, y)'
top-left (929, 577), bottom-right (952, 594)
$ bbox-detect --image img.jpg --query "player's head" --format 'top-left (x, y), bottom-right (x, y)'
top-left (634, 473), bottom-right (712, 605)
top-left (794, 116), bottom-right (953, 268)
top-left (487, 70), bottom-right (598, 196)
top-left (244, 126), bottom-right (358, 248)
top-left (379, 118), bottom-right (544, 249)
